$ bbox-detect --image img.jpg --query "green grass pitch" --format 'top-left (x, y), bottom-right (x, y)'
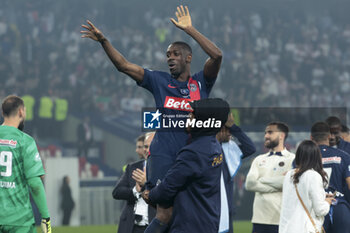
top-left (37, 221), bottom-right (252, 233)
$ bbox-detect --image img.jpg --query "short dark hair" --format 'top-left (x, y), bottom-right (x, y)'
top-left (325, 116), bottom-right (341, 127)
top-left (2, 95), bottom-right (24, 118)
top-left (267, 121), bottom-right (289, 141)
top-left (136, 134), bottom-right (145, 143)
top-left (171, 41), bottom-right (192, 54)
top-left (341, 124), bottom-right (349, 134)
top-left (311, 122), bottom-right (330, 142)
top-left (293, 140), bottom-right (328, 186)
top-left (189, 98), bottom-right (230, 138)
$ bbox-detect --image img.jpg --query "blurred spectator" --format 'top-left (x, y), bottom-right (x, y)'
top-left (60, 176), bottom-right (75, 225)
top-left (135, 134), bottom-right (146, 159)
top-left (77, 116), bottom-right (93, 157)
top-left (122, 134), bottom-right (146, 173)
top-left (38, 95), bottom-right (54, 138)
top-left (1, 0), bottom-right (350, 133)
top-left (22, 94), bottom-right (35, 135)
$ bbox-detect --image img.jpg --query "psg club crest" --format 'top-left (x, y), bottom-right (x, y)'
top-left (143, 109), bottom-right (162, 129)
top-left (180, 89), bottom-right (190, 96)
top-left (189, 83), bottom-right (197, 92)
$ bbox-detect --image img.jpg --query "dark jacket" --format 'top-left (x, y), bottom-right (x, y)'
top-left (224, 124), bottom-right (256, 216)
top-left (223, 124), bottom-right (256, 233)
top-left (149, 135), bottom-right (223, 233)
top-left (112, 160), bottom-right (156, 233)
top-left (77, 123), bottom-right (93, 143)
top-left (61, 184), bottom-right (75, 211)
top-left (338, 138), bottom-right (350, 155)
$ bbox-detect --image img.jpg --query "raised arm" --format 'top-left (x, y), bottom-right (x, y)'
top-left (170, 6), bottom-right (222, 79)
top-left (225, 113), bottom-right (256, 158)
top-left (81, 20), bottom-right (144, 83)
top-left (230, 125), bottom-right (256, 158)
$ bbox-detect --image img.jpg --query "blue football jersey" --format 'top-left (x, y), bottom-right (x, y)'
top-left (138, 69), bottom-right (216, 160)
top-left (337, 138), bottom-right (350, 155)
top-left (319, 145), bottom-right (350, 197)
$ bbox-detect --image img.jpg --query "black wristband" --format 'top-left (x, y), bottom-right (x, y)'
top-left (141, 184), bottom-right (146, 192)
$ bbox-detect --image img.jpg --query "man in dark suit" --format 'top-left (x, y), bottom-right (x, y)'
top-left (77, 116), bottom-right (93, 157)
top-left (113, 133), bottom-right (156, 233)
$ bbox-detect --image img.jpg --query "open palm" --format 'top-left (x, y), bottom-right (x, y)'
top-left (170, 5), bottom-right (192, 30)
top-left (80, 20), bottom-right (105, 42)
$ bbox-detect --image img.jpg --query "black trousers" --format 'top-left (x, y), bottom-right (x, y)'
top-left (62, 209), bottom-right (73, 225)
top-left (252, 223), bottom-right (278, 233)
top-left (132, 225), bottom-right (147, 233)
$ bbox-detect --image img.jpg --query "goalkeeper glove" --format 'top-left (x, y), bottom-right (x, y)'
top-left (41, 217), bottom-right (52, 233)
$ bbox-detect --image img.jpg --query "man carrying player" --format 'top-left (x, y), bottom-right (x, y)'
top-left (81, 5), bottom-right (222, 232)
top-left (0, 95), bottom-right (51, 233)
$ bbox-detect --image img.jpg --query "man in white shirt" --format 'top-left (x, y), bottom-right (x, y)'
top-left (246, 122), bottom-right (295, 233)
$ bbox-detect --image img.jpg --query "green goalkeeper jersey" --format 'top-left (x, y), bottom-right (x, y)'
top-left (0, 125), bottom-right (45, 226)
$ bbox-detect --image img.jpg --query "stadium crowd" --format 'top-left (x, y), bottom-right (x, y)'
top-left (2, 0), bottom-right (350, 232)
top-left (1, 0), bottom-right (350, 119)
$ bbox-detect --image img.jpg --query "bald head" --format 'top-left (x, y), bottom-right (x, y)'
top-left (2, 95), bottom-right (25, 118)
top-left (2, 95), bottom-right (26, 131)
top-left (143, 132), bottom-right (155, 159)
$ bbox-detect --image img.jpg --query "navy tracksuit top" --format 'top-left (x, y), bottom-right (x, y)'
top-left (149, 135), bottom-right (223, 233)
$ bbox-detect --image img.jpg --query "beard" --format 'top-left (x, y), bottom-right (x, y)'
top-left (18, 120), bottom-right (25, 131)
top-left (265, 138), bottom-right (279, 149)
